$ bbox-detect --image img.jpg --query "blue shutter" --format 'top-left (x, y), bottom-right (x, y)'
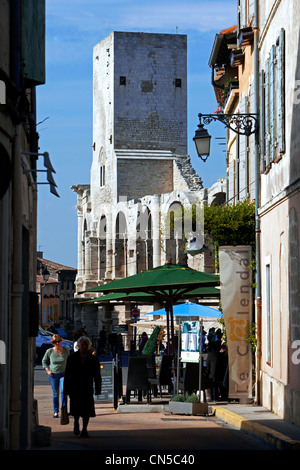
top-left (265, 57), bottom-right (270, 167)
top-left (278, 28), bottom-right (285, 154)
top-left (270, 45), bottom-right (276, 162)
top-left (259, 70), bottom-right (266, 171)
top-left (241, 0), bottom-right (247, 28)
top-left (238, 0), bottom-right (247, 31)
top-left (239, 96), bottom-right (248, 199)
top-left (249, 0), bottom-right (255, 20)
top-left (228, 160), bottom-right (235, 203)
top-left (249, 82), bottom-right (256, 198)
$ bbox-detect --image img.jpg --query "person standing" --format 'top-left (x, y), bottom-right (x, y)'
top-left (42, 334), bottom-right (70, 418)
top-left (64, 336), bottom-right (102, 437)
top-left (139, 332), bottom-right (148, 352)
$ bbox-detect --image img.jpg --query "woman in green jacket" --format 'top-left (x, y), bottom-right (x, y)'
top-left (42, 334), bottom-right (70, 418)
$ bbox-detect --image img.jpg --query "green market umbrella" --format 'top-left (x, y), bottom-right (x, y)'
top-left (80, 291), bottom-right (156, 304)
top-left (81, 263), bottom-right (219, 356)
top-left (81, 286), bottom-right (220, 305)
top-left (81, 263), bottom-right (219, 297)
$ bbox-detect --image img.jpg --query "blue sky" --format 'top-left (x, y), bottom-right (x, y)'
top-left (36, 0), bottom-right (237, 268)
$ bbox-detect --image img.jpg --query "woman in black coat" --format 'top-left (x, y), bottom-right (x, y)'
top-left (64, 336), bottom-right (102, 437)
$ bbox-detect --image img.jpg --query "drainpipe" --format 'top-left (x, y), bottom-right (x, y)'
top-left (253, 0), bottom-right (262, 405)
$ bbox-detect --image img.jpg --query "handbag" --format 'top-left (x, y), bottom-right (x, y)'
top-left (60, 406), bottom-right (69, 425)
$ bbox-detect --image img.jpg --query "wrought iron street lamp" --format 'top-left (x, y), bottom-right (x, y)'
top-left (193, 112), bottom-right (258, 161)
top-left (193, 117), bottom-right (212, 162)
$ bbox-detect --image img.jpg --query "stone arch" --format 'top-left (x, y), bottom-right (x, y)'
top-left (165, 201), bottom-right (187, 265)
top-left (115, 211), bottom-right (128, 278)
top-left (136, 205), bottom-right (153, 272)
top-left (98, 215), bottom-right (107, 279)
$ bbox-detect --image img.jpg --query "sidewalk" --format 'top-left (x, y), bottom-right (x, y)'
top-left (211, 403), bottom-right (300, 450)
top-left (33, 366), bottom-right (300, 451)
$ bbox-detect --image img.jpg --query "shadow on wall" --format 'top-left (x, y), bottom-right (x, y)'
top-left (286, 24), bottom-right (300, 426)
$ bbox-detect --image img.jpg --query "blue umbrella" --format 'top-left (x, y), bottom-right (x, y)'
top-left (147, 302), bottom-right (221, 319)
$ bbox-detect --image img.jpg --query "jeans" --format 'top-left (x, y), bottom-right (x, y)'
top-left (49, 372), bottom-right (67, 413)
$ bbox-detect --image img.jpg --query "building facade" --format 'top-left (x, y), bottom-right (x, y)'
top-left (0, 0), bottom-right (47, 449)
top-left (37, 254), bottom-right (77, 333)
top-left (258, 0), bottom-right (300, 425)
top-left (208, 0), bottom-right (300, 425)
top-left (72, 32), bottom-right (224, 339)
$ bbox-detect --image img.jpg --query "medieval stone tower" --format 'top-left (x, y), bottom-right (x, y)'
top-left (72, 32), bottom-right (213, 336)
top-left (91, 31), bottom-right (188, 206)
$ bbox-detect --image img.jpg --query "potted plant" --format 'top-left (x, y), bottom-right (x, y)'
top-left (169, 393), bottom-right (208, 416)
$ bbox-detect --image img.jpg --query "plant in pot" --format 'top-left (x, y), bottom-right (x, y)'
top-left (169, 393), bottom-right (208, 416)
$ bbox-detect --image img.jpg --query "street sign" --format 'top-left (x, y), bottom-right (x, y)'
top-left (131, 307), bottom-right (140, 320)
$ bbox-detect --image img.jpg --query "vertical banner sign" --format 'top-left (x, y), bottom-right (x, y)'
top-left (219, 246), bottom-right (252, 400)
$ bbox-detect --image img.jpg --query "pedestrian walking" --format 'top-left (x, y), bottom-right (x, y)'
top-left (64, 336), bottom-right (102, 437)
top-left (42, 334), bottom-right (70, 418)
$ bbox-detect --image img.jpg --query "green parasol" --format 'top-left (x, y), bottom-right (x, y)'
top-left (80, 286), bottom-right (220, 304)
top-left (80, 263), bottom-right (219, 356)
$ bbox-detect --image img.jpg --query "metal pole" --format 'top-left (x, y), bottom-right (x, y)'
top-left (199, 320), bottom-right (203, 402)
top-left (113, 357), bottom-right (118, 410)
top-left (177, 320), bottom-right (181, 395)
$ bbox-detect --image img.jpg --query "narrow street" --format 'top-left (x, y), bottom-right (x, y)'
top-left (33, 366), bottom-right (276, 453)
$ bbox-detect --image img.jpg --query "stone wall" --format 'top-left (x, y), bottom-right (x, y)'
top-left (117, 158), bottom-right (174, 199)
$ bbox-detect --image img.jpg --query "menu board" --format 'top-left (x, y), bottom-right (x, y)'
top-left (95, 362), bottom-right (113, 401)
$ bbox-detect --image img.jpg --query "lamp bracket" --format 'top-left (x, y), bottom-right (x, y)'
top-left (199, 112), bottom-right (258, 137)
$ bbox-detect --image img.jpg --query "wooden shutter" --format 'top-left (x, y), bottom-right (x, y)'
top-left (240, 0), bottom-right (247, 28)
top-left (228, 160), bottom-right (235, 203)
top-left (265, 57), bottom-right (270, 167)
top-left (239, 96), bottom-right (248, 199)
top-left (259, 70), bottom-right (266, 172)
top-left (248, 0), bottom-right (255, 20)
top-left (249, 81), bottom-right (256, 198)
top-left (270, 45), bottom-right (276, 162)
top-left (278, 28), bottom-right (285, 154)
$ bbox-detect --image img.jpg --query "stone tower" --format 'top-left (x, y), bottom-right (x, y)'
top-left (72, 32), bottom-right (210, 338)
top-left (91, 31), bottom-right (189, 206)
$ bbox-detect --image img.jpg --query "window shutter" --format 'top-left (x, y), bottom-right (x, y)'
top-left (239, 96), bottom-right (248, 199)
top-left (259, 70), bottom-right (266, 172)
top-left (270, 45), bottom-right (276, 162)
top-left (278, 28), bottom-right (285, 154)
top-left (248, 0), bottom-right (255, 20)
top-left (249, 81), bottom-right (256, 198)
top-left (265, 57), bottom-right (270, 167)
top-left (228, 160), bottom-right (235, 203)
top-left (238, 0), bottom-right (247, 30)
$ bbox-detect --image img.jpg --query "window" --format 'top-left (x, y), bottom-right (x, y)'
top-left (260, 29), bottom-right (285, 172)
top-left (100, 165), bottom-right (105, 187)
top-left (175, 78), bottom-right (182, 88)
top-left (120, 76), bottom-right (126, 85)
top-left (266, 263), bottom-right (272, 365)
